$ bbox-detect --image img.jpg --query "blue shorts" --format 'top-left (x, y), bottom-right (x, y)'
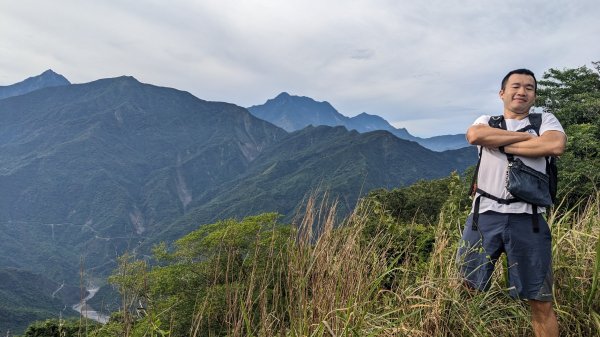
top-left (456, 211), bottom-right (553, 301)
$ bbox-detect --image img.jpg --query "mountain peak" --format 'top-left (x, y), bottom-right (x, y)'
top-left (248, 92), bottom-right (346, 132)
top-left (85, 76), bottom-right (142, 91)
top-left (40, 69), bottom-right (61, 77)
top-left (355, 112), bottom-right (377, 118)
top-left (32, 69), bottom-right (70, 84)
top-left (275, 92), bottom-right (291, 99)
top-left (0, 69), bottom-right (71, 100)
top-left (271, 92), bottom-right (326, 105)
top-left (113, 75), bottom-right (140, 83)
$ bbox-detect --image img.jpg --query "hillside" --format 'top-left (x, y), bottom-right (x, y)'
top-left (0, 76), bottom-right (475, 280)
top-left (0, 267), bottom-right (81, 334)
top-left (155, 126), bottom-right (475, 242)
top-left (0, 74), bottom-right (476, 333)
top-left (0, 76), bottom-right (287, 278)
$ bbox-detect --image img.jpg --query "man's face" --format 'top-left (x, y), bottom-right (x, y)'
top-left (499, 74), bottom-right (536, 115)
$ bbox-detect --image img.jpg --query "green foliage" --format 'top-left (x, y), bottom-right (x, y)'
top-left (554, 123), bottom-right (600, 203)
top-left (536, 62), bottom-right (600, 206)
top-left (106, 213), bottom-right (290, 337)
top-left (22, 318), bottom-right (99, 337)
top-left (106, 253), bottom-right (149, 336)
top-left (73, 189), bottom-right (599, 336)
top-left (26, 166), bottom-right (596, 336)
top-left (364, 172), bottom-right (470, 226)
top-left (537, 62), bottom-right (600, 127)
top-left (356, 171), bottom-right (472, 291)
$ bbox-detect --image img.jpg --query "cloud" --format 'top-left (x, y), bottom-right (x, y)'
top-left (1, 0), bottom-right (599, 136)
top-left (351, 49), bottom-right (375, 60)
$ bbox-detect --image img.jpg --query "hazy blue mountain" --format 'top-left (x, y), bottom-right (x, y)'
top-left (0, 75), bottom-right (287, 280)
top-left (418, 134), bottom-right (470, 152)
top-left (248, 92), bottom-right (469, 151)
top-left (247, 92), bottom-right (347, 131)
top-left (0, 74), bottom-right (476, 332)
top-left (346, 112), bottom-right (417, 141)
top-left (0, 69), bottom-right (70, 100)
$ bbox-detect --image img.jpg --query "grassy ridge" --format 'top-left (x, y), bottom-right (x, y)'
top-left (82, 183), bottom-right (599, 337)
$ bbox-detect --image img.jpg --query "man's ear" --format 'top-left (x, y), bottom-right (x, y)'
top-left (499, 89), bottom-right (504, 98)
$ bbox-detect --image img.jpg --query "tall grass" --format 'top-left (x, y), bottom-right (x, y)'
top-left (86, 192), bottom-right (598, 337)
top-left (550, 194), bottom-right (600, 335)
top-left (193, 193), bottom-right (599, 336)
top-left (188, 197), bottom-right (392, 337)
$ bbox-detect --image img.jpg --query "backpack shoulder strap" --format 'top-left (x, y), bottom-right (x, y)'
top-left (488, 115), bottom-right (506, 129)
top-left (527, 113), bottom-right (542, 135)
top-left (469, 115), bottom-right (504, 196)
top-left (490, 113), bottom-right (542, 134)
top-left (527, 113), bottom-right (558, 203)
top-left (468, 145), bottom-right (484, 197)
top-left (488, 115), bottom-right (514, 159)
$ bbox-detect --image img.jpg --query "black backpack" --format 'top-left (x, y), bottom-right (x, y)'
top-left (469, 113), bottom-right (558, 232)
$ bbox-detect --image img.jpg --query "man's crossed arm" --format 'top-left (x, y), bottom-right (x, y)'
top-left (466, 124), bottom-right (566, 157)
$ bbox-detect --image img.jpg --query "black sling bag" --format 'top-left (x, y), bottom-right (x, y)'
top-left (469, 113), bottom-right (557, 233)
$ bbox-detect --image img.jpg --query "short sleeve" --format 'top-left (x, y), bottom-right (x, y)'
top-left (540, 113), bottom-right (565, 135)
top-left (473, 115), bottom-right (491, 125)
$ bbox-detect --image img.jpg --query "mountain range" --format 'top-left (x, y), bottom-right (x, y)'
top-left (248, 92), bottom-right (469, 151)
top-left (0, 70), bottom-right (476, 333)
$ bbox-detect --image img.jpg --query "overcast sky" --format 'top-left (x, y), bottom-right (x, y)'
top-left (1, 0), bottom-right (599, 137)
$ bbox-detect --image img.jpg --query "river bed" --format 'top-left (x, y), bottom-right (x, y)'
top-left (72, 287), bottom-right (110, 324)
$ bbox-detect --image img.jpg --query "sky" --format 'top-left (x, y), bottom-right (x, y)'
top-left (1, 0), bottom-right (599, 137)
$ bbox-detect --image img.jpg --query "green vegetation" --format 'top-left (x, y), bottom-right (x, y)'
top-left (536, 61), bottom-right (600, 206)
top-left (47, 186), bottom-right (598, 337)
top-left (20, 318), bottom-right (100, 337)
top-left (17, 63), bottom-right (600, 336)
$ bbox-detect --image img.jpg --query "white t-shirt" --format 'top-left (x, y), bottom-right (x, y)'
top-left (472, 112), bottom-right (565, 214)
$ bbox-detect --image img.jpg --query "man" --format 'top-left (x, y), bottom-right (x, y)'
top-left (456, 69), bottom-right (567, 337)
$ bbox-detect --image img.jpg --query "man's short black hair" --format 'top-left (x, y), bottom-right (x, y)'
top-left (501, 69), bottom-right (537, 93)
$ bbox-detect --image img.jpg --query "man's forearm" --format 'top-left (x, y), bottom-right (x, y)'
top-left (504, 131), bottom-right (566, 157)
top-left (466, 125), bottom-right (533, 147)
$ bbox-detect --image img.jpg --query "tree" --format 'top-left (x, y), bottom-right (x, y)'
top-left (22, 318), bottom-right (99, 337)
top-left (537, 62), bottom-right (600, 127)
top-left (107, 253), bottom-right (149, 336)
top-left (106, 213), bottom-right (290, 337)
top-left (536, 62), bottom-right (600, 205)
